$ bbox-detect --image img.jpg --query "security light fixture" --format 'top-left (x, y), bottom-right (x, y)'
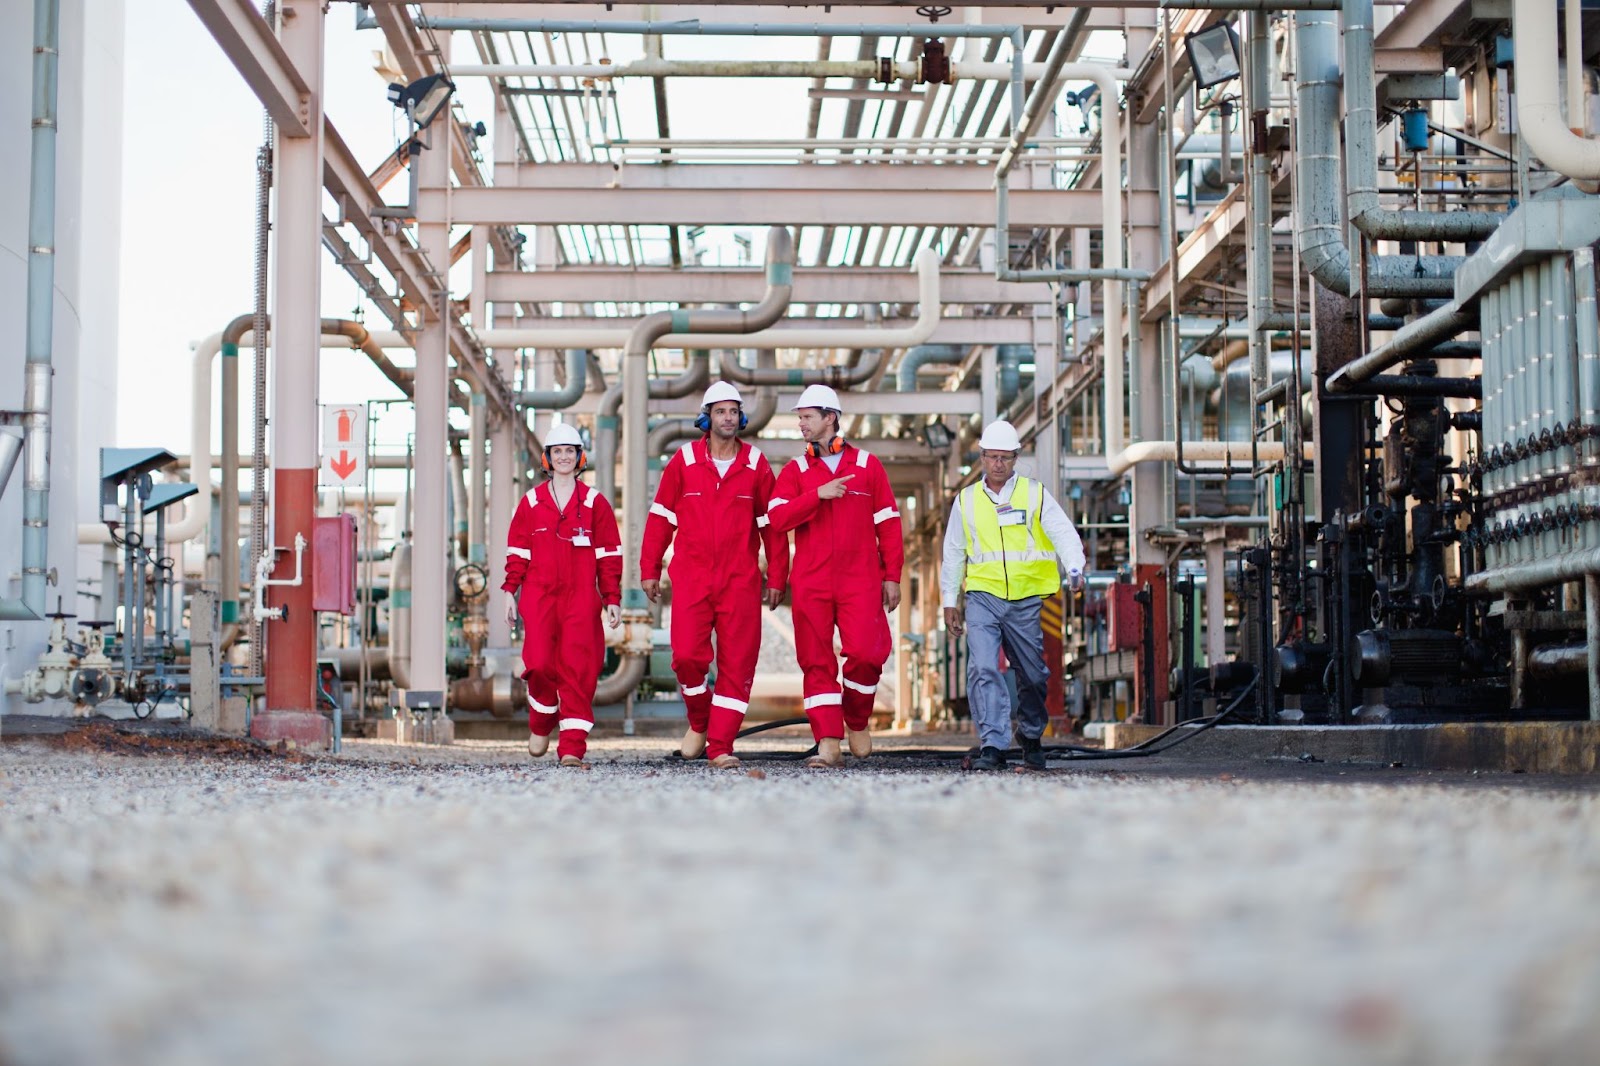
top-left (923, 420), bottom-right (953, 450)
top-left (386, 73), bottom-right (456, 131)
top-left (1184, 24), bottom-right (1242, 89)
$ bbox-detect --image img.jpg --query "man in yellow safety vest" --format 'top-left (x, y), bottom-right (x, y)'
top-left (941, 420), bottom-right (1086, 771)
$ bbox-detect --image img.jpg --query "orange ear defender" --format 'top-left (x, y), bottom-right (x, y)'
top-left (805, 436), bottom-right (846, 460)
top-left (541, 447), bottom-right (587, 473)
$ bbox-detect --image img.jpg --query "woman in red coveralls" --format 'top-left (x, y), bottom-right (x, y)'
top-left (502, 423), bottom-right (622, 767)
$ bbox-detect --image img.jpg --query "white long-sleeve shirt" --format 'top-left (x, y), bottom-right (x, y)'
top-left (940, 474), bottom-right (1086, 607)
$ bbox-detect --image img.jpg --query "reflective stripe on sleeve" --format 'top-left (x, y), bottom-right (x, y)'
top-left (873, 507), bottom-right (899, 525)
top-left (506, 547), bottom-right (531, 559)
top-left (650, 503), bottom-right (678, 526)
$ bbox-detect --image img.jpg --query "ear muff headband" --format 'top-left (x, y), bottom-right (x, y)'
top-left (542, 446), bottom-right (587, 473)
top-left (695, 404), bottom-right (748, 433)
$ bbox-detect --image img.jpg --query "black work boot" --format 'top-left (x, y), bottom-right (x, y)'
top-left (971, 745), bottom-right (1008, 771)
top-left (1016, 733), bottom-right (1047, 771)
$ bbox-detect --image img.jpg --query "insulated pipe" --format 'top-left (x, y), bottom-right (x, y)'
top-left (1464, 544), bottom-right (1600, 593)
top-left (895, 345), bottom-right (966, 392)
top-left (518, 349), bottom-right (589, 409)
top-left (1514, 0), bottom-right (1600, 179)
top-left (2, 0), bottom-right (60, 621)
top-left (595, 349), bottom-right (711, 500)
top-left (477, 246), bottom-right (940, 352)
top-left (468, 388), bottom-right (487, 566)
top-left (1292, 11), bottom-right (1461, 296)
top-left (592, 651), bottom-right (649, 707)
top-left (620, 227), bottom-right (794, 609)
top-left (1326, 302), bottom-right (1477, 391)
top-left (448, 442), bottom-right (469, 565)
top-left (389, 540), bottom-right (412, 690)
top-left (77, 320), bottom-right (419, 549)
top-left (717, 342), bottom-right (887, 388)
top-left (997, 344), bottom-right (1032, 408)
top-left (450, 60), bottom-right (1042, 81)
top-left (1342, 0), bottom-right (1503, 241)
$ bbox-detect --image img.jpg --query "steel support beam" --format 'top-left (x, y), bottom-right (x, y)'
top-left (412, 36), bottom-right (454, 707)
top-left (432, 179), bottom-right (1152, 228)
top-left (255, 0), bottom-right (327, 749)
top-left (184, 0), bottom-right (311, 137)
top-left (484, 267), bottom-right (1050, 306)
top-left (490, 317), bottom-right (1033, 345)
top-left (566, 389), bottom-right (982, 417)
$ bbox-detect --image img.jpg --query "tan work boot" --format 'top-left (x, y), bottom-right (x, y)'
top-left (709, 753), bottom-right (742, 770)
top-left (680, 728), bottom-right (708, 759)
top-left (806, 737), bottom-right (844, 768)
top-left (847, 728), bottom-right (873, 758)
top-left (559, 755), bottom-right (589, 769)
top-left (528, 732), bottom-right (550, 758)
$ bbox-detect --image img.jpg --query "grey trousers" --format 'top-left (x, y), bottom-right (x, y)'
top-left (962, 590), bottom-right (1051, 750)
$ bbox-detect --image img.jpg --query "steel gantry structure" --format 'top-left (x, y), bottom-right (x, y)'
top-left (174, 0), bottom-right (1563, 740)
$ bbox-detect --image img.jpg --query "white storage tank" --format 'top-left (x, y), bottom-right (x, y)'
top-left (0, 0), bottom-right (124, 715)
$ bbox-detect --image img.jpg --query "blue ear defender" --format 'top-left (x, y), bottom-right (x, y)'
top-left (695, 405), bottom-right (748, 432)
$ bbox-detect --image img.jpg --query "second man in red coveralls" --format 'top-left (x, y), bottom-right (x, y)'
top-left (766, 384), bottom-right (903, 767)
top-left (640, 381), bottom-right (789, 769)
top-left (502, 423), bottom-right (623, 767)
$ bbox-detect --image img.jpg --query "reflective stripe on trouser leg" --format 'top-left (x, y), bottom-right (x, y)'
top-left (706, 693), bottom-right (749, 761)
top-left (837, 582), bottom-right (892, 733)
top-left (963, 590), bottom-right (1027, 750)
top-left (671, 588), bottom-right (716, 734)
top-left (521, 587), bottom-right (562, 735)
top-left (553, 589), bottom-right (605, 761)
top-left (706, 580), bottom-right (763, 759)
top-left (792, 585), bottom-right (845, 740)
top-left (802, 690), bottom-right (844, 741)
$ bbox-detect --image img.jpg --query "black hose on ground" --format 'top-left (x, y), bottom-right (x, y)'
top-left (668, 677), bottom-right (1260, 766)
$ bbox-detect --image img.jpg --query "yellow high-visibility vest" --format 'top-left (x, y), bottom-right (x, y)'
top-left (959, 477), bottom-right (1059, 600)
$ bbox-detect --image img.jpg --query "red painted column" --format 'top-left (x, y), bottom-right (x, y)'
top-left (254, 4), bottom-right (328, 749)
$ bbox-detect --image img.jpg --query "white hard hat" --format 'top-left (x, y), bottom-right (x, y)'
top-left (978, 420), bottom-right (1023, 452)
top-left (792, 383), bottom-right (842, 412)
top-left (544, 423), bottom-right (584, 449)
top-left (701, 381), bottom-right (743, 408)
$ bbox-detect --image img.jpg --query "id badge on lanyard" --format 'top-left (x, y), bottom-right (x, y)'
top-left (996, 505), bottom-right (1027, 528)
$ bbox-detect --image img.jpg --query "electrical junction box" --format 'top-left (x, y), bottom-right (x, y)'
top-left (312, 514), bottom-right (357, 615)
top-left (1107, 583), bottom-right (1144, 652)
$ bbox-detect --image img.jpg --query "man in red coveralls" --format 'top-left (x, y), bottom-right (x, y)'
top-left (766, 384), bottom-right (903, 767)
top-left (640, 381), bottom-right (789, 770)
top-left (502, 423), bottom-right (623, 767)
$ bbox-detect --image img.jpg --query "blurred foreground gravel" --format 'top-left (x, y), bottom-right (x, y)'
top-left (2, 734), bottom-right (1598, 1066)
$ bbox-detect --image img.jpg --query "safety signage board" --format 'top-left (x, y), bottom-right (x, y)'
top-left (320, 403), bottom-right (368, 487)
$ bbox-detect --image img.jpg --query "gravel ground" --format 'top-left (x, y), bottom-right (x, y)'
top-left (2, 735), bottom-right (1598, 1066)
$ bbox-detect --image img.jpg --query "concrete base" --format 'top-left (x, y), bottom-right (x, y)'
top-left (376, 715), bottom-right (455, 745)
top-left (250, 709), bottom-right (332, 752)
top-left (1100, 721), bottom-right (1600, 774)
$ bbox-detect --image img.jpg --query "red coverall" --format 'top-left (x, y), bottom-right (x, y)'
top-left (501, 480), bottom-right (622, 760)
top-left (640, 438), bottom-right (790, 760)
top-left (767, 444), bottom-right (904, 741)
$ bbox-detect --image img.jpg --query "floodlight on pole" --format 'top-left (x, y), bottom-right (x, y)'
top-left (387, 73), bottom-right (457, 131)
top-left (1184, 24), bottom-right (1242, 89)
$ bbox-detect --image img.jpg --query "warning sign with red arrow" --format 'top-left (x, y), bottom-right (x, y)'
top-left (320, 404), bottom-right (368, 487)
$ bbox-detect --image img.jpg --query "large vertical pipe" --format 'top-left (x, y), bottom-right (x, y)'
top-left (1587, 574), bottom-right (1600, 722)
top-left (411, 34), bottom-right (453, 704)
top-left (2, 0), bottom-right (62, 621)
top-left (1573, 249), bottom-right (1599, 554)
top-left (255, 4), bottom-right (328, 747)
